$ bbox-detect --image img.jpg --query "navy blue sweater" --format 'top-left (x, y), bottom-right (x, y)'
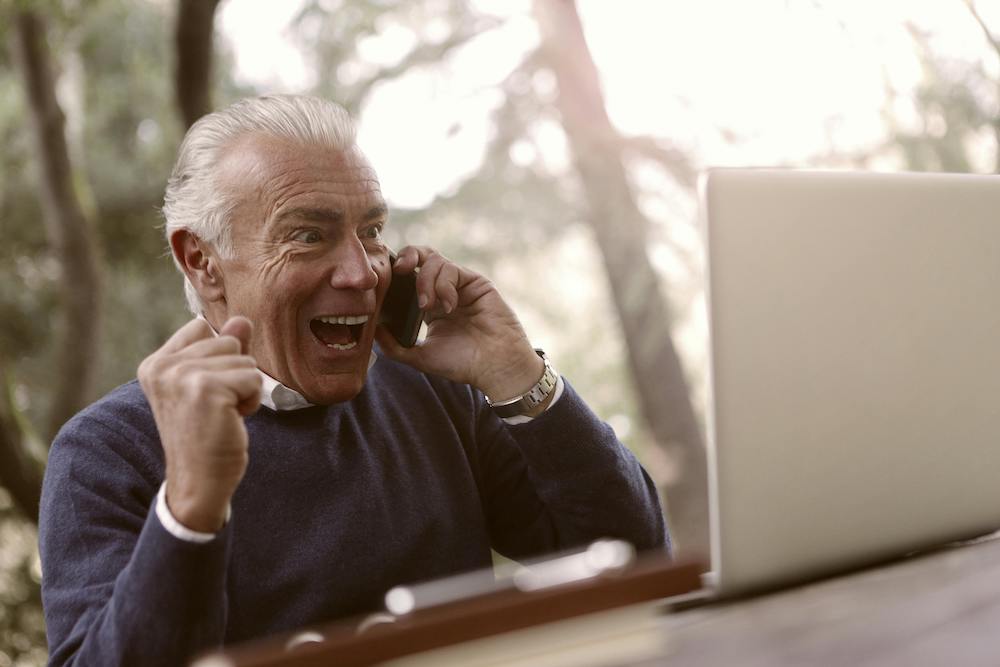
top-left (39, 355), bottom-right (668, 666)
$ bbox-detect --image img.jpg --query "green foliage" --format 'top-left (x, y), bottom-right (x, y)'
top-left (0, 1), bottom-right (193, 661)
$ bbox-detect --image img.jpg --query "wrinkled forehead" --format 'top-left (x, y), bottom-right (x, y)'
top-left (215, 132), bottom-right (382, 207)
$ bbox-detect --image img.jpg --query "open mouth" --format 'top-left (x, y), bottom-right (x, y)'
top-left (309, 314), bottom-right (369, 351)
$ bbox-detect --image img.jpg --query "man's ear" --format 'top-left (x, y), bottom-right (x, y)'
top-left (169, 229), bottom-right (226, 304)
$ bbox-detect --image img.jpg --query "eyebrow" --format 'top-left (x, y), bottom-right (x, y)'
top-left (276, 204), bottom-right (389, 225)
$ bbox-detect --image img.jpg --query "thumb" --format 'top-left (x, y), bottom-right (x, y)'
top-left (375, 325), bottom-right (423, 369)
top-left (220, 316), bottom-right (253, 355)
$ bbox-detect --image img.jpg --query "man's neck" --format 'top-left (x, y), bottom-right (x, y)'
top-left (194, 313), bottom-right (313, 411)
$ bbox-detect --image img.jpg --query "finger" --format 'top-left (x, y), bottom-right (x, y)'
top-left (213, 368), bottom-right (263, 410)
top-left (415, 253), bottom-right (447, 310)
top-left (395, 245), bottom-right (451, 275)
top-left (177, 355), bottom-right (257, 372)
top-left (375, 325), bottom-right (420, 368)
top-left (237, 386), bottom-right (262, 417)
top-left (433, 262), bottom-right (461, 314)
top-left (175, 335), bottom-right (244, 359)
top-left (375, 325), bottom-right (457, 380)
top-left (219, 316), bottom-right (253, 355)
top-left (158, 318), bottom-right (215, 355)
top-left (393, 246), bottom-right (424, 274)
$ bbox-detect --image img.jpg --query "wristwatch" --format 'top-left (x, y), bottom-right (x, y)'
top-left (486, 349), bottom-right (559, 418)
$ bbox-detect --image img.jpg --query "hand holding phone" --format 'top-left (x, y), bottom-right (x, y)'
top-left (375, 245), bottom-right (543, 402)
top-left (380, 251), bottom-right (424, 347)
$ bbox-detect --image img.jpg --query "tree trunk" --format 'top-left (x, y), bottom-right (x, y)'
top-left (10, 11), bottom-right (103, 445)
top-left (533, 0), bottom-right (709, 556)
top-left (175, 0), bottom-right (221, 128)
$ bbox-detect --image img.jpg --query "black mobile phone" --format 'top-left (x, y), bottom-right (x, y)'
top-left (380, 251), bottom-right (424, 347)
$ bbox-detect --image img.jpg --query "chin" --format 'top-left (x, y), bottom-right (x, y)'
top-left (303, 375), bottom-right (367, 405)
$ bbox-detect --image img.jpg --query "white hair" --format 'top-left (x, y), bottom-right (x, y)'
top-left (162, 95), bottom-right (358, 314)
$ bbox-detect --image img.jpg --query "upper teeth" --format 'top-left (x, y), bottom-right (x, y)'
top-left (317, 315), bottom-right (369, 325)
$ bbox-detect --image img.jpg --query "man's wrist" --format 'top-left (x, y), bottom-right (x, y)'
top-left (478, 346), bottom-right (545, 402)
top-left (500, 375), bottom-right (566, 424)
top-left (164, 480), bottom-right (230, 533)
top-left (156, 483), bottom-right (229, 543)
top-left (485, 349), bottom-right (559, 418)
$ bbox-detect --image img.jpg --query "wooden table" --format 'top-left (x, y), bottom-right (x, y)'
top-left (652, 532), bottom-right (1000, 666)
top-left (201, 533), bottom-right (1000, 666)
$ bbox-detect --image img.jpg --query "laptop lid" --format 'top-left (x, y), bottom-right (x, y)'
top-left (702, 169), bottom-right (1000, 596)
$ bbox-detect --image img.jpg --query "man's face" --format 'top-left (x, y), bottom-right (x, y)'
top-left (210, 133), bottom-right (391, 404)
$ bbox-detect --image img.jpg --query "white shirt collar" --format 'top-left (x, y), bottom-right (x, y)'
top-left (195, 314), bottom-right (376, 412)
top-left (258, 371), bottom-right (314, 411)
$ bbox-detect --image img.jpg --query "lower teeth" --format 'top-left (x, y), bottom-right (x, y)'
top-left (327, 341), bottom-right (357, 351)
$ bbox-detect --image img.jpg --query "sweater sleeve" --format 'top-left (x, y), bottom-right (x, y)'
top-left (39, 408), bottom-right (231, 667)
top-left (474, 378), bottom-right (670, 560)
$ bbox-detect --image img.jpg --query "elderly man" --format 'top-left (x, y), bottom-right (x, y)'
top-left (39, 95), bottom-right (668, 666)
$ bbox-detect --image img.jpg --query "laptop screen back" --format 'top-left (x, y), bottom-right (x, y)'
top-left (703, 169), bottom-right (1000, 595)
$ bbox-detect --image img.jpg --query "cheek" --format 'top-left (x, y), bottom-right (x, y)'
top-left (229, 250), bottom-right (309, 325)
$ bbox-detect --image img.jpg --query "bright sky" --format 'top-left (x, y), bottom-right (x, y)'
top-left (218, 0), bottom-right (1000, 209)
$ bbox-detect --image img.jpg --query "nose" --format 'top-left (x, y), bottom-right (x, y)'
top-left (328, 237), bottom-right (379, 291)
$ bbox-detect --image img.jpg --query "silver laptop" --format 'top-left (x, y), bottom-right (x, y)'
top-left (701, 168), bottom-right (1000, 597)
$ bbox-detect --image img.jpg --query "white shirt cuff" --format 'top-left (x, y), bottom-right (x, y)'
top-left (155, 482), bottom-right (230, 543)
top-left (500, 375), bottom-right (565, 425)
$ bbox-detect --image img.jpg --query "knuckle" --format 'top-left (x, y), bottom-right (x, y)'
top-left (185, 370), bottom-right (214, 397)
top-left (139, 355), bottom-right (170, 389)
top-left (219, 336), bottom-right (241, 353)
top-left (165, 360), bottom-right (187, 382)
top-left (137, 357), bottom-right (151, 383)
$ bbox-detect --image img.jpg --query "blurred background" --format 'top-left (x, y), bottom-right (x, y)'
top-left (1, 0), bottom-right (998, 662)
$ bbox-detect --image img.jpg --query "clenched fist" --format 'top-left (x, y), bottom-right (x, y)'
top-left (137, 317), bottom-right (262, 532)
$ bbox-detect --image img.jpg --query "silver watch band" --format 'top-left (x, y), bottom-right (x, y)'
top-left (487, 350), bottom-right (558, 418)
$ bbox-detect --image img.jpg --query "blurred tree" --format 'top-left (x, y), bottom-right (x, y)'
top-left (533, 0), bottom-right (707, 556)
top-left (0, 370), bottom-right (43, 525)
top-left (875, 2), bottom-right (998, 174)
top-left (0, 0), bottom-right (236, 661)
top-left (5, 9), bottom-right (101, 519)
top-left (2, 6), bottom-right (106, 662)
top-left (0, 0), bottom-right (245, 527)
top-left (963, 0), bottom-right (1000, 172)
top-left (292, 0), bottom-right (503, 117)
top-left (175, 0), bottom-right (221, 128)
top-left (0, 487), bottom-right (46, 666)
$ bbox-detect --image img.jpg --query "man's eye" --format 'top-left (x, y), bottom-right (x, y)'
top-left (362, 226), bottom-right (383, 240)
top-left (293, 230), bottom-right (322, 244)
